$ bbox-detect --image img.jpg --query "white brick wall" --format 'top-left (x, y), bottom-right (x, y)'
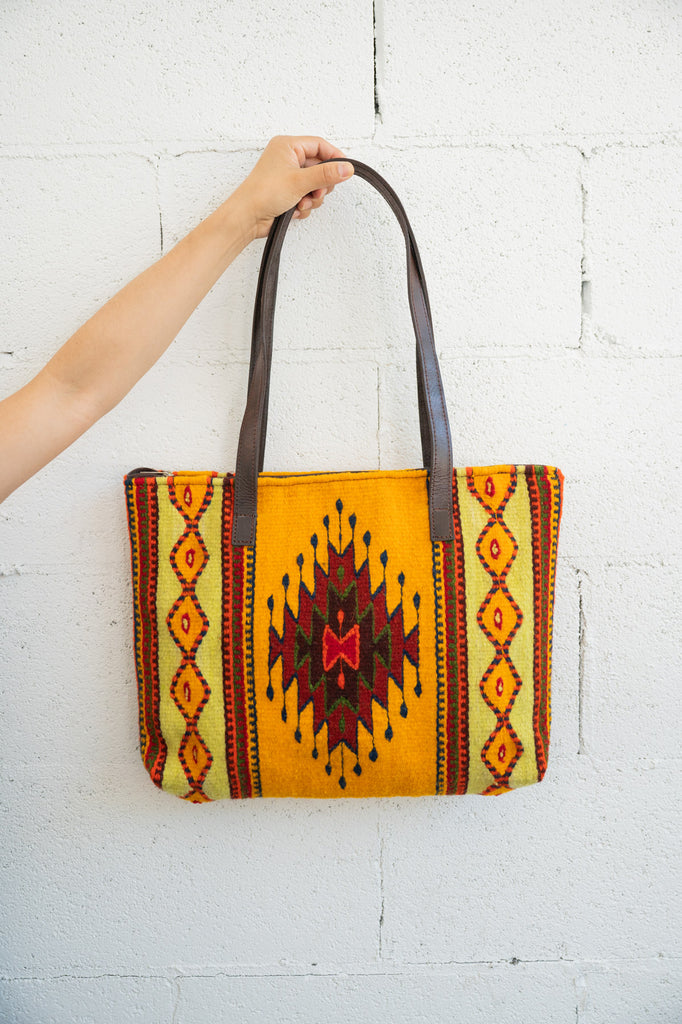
top-left (1, 2), bottom-right (680, 1021)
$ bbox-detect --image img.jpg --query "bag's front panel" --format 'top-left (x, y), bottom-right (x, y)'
top-left (253, 470), bottom-right (439, 798)
top-left (125, 465), bottom-right (562, 801)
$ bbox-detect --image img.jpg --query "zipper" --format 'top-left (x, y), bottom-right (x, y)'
top-left (125, 467), bottom-right (168, 480)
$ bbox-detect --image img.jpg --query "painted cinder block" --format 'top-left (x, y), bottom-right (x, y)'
top-left (0, 0), bottom-right (372, 146)
top-left (378, 0), bottom-right (682, 137)
top-left (579, 563), bottom-right (681, 763)
top-left (0, 154), bottom-right (159, 392)
top-left (583, 144), bottom-right (682, 356)
top-left (0, 977), bottom-right (173, 1024)
top-left (367, 147), bottom-right (582, 354)
top-left (577, 959), bottom-right (682, 1024)
top-left (0, 567), bottom-right (144, 770)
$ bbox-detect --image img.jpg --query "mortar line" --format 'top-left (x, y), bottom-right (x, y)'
top-left (577, 569), bottom-right (586, 756)
top-left (373, 0), bottom-right (384, 128)
top-left (578, 148), bottom-right (589, 351)
top-left (378, 811), bottom-right (385, 959)
top-left (1, 134), bottom-right (681, 162)
top-left (170, 974), bottom-right (180, 1024)
top-left (376, 365), bottom-right (382, 470)
top-left (3, 954), bottom-right (682, 983)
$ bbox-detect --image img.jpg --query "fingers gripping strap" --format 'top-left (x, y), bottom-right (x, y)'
top-left (233, 158), bottom-right (454, 545)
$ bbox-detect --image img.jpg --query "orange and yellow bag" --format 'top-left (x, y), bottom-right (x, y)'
top-left (125, 159), bottom-right (563, 802)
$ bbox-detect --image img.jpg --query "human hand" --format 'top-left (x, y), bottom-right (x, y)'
top-left (233, 135), bottom-right (354, 241)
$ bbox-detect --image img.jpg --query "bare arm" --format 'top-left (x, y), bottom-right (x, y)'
top-left (0, 135), bottom-right (354, 503)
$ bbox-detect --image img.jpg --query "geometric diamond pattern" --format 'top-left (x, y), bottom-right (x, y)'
top-left (468, 469), bottom-right (524, 795)
top-left (267, 501), bottom-right (420, 789)
top-left (178, 726), bottom-right (212, 786)
top-left (171, 529), bottom-right (208, 585)
top-left (167, 593), bottom-right (209, 655)
top-left (477, 519), bottom-right (517, 576)
top-left (479, 588), bottom-right (522, 648)
top-left (480, 659), bottom-right (520, 711)
top-left (171, 664), bottom-right (210, 721)
top-left (166, 478), bottom-right (214, 801)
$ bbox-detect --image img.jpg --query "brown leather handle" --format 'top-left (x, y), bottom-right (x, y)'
top-left (247, 165), bottom-right (433, 479)
top-left (232, 157), bottom-right (454, 545)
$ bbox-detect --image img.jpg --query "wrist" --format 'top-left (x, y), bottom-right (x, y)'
top-left (219, 185), bottom-right (259, 248)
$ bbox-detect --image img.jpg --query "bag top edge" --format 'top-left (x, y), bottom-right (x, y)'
top-left (124, 465), bottom-right (563, 486)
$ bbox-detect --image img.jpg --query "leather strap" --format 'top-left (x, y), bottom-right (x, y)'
top-left (232, 157), bottom-right (454, 545)
top-left (247, 167), bottom-right (432, 477)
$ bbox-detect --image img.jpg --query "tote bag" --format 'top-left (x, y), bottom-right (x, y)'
top-left (125, 159), bottom-right (564, 801)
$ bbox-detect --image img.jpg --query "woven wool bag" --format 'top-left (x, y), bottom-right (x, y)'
top-left (125, 159), bottom-right (563, 802)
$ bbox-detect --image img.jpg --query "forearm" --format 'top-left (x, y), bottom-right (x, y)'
top-left (44, 188), bottom-right (256, 420)
top-left (0, 189), bottom-right (256, 504)
top-left (0, 134), bottom-right (351, 504)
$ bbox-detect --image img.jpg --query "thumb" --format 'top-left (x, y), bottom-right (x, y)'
top-left (299, 159), bottom-right (354, 195)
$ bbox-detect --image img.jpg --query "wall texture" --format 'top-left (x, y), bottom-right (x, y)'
top-left (1, 2), bottom-right (681, 1021)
